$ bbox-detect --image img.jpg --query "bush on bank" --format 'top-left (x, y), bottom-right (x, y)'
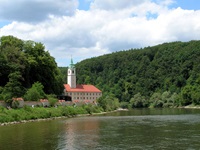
top-left (0, 105), bottom-right (102, 123)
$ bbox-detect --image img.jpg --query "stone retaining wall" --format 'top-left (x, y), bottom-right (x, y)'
top-left (0, 98), bottom-right (95, 108)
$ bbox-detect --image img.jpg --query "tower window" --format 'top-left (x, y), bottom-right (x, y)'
top-left (72, 70), bottom-right (74, 74)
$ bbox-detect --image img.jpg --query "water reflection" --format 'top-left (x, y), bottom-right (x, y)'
top-left (1, 109), bottom-right (200, 150)
top-left (0, 120), bottom-right (62, 150)
top-left (56, 109), bottom-right (200, 150)
top-left (57, 117), bottom-right (100, 149)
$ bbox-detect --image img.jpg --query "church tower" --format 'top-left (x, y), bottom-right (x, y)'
top-left (67, 58), bottom-right (76, 88)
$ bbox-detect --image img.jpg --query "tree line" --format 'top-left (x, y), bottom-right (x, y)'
top-left (75, 40), bottom-right (200, 108)
top-left (0, 36), bottom-right (63, 103)
top-left (1, 35), bottom-right (200, 108)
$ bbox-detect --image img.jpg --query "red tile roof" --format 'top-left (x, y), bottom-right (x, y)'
top-left (58, 100), bottom-right (65, 102)
top-left (64, 84), bottom-right (102, 93)
top-left (40, 99), bottom-right (48, 102)
top-left (13, 97), bottom-right (24, 101)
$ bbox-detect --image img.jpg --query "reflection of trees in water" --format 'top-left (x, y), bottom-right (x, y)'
top-left (60, 117), bottom-right (100, 149)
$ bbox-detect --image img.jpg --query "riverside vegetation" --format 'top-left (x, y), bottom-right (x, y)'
top-left (1, 35), bottom-right (200, 123)
top-left (0, 35), bottom-right (119, 124)
top-left (74, 40), bottom-right (200, 108)
top-left (0, 94), bottom-right (120, 124)
top-left (0, 105), bottom-right (101, 124)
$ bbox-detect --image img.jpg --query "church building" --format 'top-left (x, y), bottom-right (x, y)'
top-left (63, 59), bottom-right (102, 103)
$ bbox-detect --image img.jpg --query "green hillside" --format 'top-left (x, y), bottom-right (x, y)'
top-left (76, 41), bottom-right (200, 107)
top-left (2, 35), bottom-right (199, 107)
top-left (0, 36), bottom-right (63, 101)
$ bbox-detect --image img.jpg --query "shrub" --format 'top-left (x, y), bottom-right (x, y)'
top-left (130, 93), bottom-right (149, 108)
top-left (120, 102), bottom-right (128, 109)
top-left (97, 94), bottom-right (120, 111)
top-left (0, 106), bottom-right (5, 113)
top-left (24, 88), bottom-right (40, 101)
top-left (47, 95), bottom-right (58, 107)
top-left (24, 82), bottom-right (46, 101)
top-left (12, 100), bottom-right (20, 109)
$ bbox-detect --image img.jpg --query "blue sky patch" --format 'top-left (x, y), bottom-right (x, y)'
top-left (78, 0), bottom-right (91, 10)
top-left (146, 12), bottom-right (158, 20)
top-left (171, 0), bottom-right (200, 10)
top-left (0, 21), bottom-right (11, 28)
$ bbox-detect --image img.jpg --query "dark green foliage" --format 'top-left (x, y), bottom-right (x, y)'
top-left (59, 67), bottom-right (68, 83)
top-left (149, 92), bottom-right (163, 108)
top-left (22, 40), bottom-right (63, 94)
top-left (97, 94), bottom-right (120, 111)
top-left (82, 104), bottom-right (103, 114)
top-left (0, 35), bottom-right (63, 99)
top-left (120, 102), bottom-right (130, 109)
top-left (47, 94), bottom-right (58, 107)
top-left (12, 100), bottom-right (20, 109)
top-left (181, 84), bottom-right (200, 105)
top-left (75, 40), bottom-right (200, 107)
top-left (24, 82), bottom-right (46, 101)
top-left (130, 93), bottom-right (148, 108)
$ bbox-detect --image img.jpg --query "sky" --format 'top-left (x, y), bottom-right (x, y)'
top-left (0, 0), bottom-right (200, 66)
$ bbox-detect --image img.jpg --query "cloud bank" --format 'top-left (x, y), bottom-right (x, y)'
top-left (0, 0), bottom-right (78, 22)
top-left (0, 0), bottom-right (200, 66)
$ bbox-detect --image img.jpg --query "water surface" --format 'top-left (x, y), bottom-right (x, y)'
top-left (0, 108), bottom-right (200, 150)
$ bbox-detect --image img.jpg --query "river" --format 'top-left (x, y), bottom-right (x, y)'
top-left (0, 108), bottom-right (200, 150)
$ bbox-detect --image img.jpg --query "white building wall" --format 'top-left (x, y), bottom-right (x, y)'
top-left (67, 68), bottom-right (76, 88)
top-left (66, 92), bottom-right (102, 102)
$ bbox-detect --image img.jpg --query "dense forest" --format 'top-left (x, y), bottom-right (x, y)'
top-left (75, 40), bottom-right (200, 107)
top-left (1, 35), bottom-right (200, 108)
top-left (0, 36), bottom-right (63, 102)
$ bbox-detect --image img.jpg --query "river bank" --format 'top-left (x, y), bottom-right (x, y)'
top-left (179, 104), bottom-right (200, 109)
top-left (2, 105), bottom-right (198, 126)
top-left (0, 114), bottom-right (92, 126)
top-left (0, 105), bottom-right (102, 126)
top-left (0, 106), bottom-right (128, 126)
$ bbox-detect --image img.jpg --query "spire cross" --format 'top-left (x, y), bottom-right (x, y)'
top-left (69, 56), bottom-right (74, 68)
top-left (71, 56), bottom-right (73, 65)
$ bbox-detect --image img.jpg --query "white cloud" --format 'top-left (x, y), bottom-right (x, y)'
top-left (0, 0), bottom-right (200, 66)
top-left (0, 0), bottom-right (78, 23)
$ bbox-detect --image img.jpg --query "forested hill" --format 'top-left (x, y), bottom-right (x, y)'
top-left (0, 36), bottom-right (63, 99)
top-left (76, 40), bottom-right (200, 105)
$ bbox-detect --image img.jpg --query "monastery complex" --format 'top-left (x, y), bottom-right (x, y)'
top-left (63, 59), bottom-right (102, 103)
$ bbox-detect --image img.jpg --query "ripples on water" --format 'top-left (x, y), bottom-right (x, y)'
top-left (56, 109), bottom-right (200, 150)
top-left (0, 109), bottom-right (200, 150)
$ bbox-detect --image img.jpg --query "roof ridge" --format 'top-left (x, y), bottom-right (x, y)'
top-left (64, 84), bottom-right (101, 92)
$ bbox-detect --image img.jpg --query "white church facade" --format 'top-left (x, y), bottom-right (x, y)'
top-left (63, 59), bottom-right (102, 103)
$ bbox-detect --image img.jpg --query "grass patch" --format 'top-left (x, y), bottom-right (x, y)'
top-left (0, 105), bottom-right (103, 123)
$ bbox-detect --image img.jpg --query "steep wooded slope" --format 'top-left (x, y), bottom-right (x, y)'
top-left (76, 40), bottom-right (200, 104)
